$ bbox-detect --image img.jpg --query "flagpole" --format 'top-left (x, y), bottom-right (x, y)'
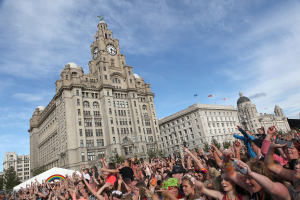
top-left (197, 96), bottom-right (200, 104)
top-left (212, 95), bottom-right (216, 105)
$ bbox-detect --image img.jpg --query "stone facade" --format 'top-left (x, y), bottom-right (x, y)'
top-left (29, 21), bottom-right (159, 172)
top-left (158, 104), bottom-right (240, 155)
top-left (237, 92), bottom-right (290, 133)
top-left (3, 151), bottom-right (30, 182)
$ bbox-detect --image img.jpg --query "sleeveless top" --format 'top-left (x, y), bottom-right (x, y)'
top-left (222, 194), bottom-right (243, 200)
top-left (250, 193), bottom-right (273, 200)
top-left (288, 179), bottom-right (300, 200)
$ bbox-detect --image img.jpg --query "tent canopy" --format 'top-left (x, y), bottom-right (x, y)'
top-left (14, 167), bottom-right (81, 190)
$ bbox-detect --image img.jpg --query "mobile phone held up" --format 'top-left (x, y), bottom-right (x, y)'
top-left (275, 137), bottom-right (293, 149)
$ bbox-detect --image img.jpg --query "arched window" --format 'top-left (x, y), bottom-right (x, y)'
top-left (93, 102), bottom-right (99, 108)
top-left (112, 78), bottom-right (120, 83)
top-left (142, 105), bottom-right (147, 110)
top-left (83, 101), bottom-right (90, 108)
top-left (122, 138), bottom-right (128, 144)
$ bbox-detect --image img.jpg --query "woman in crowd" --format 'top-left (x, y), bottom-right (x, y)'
top-left (264, 142), bottom-right (300, 199)
top-left (222, 150), bottom-right (290, 200)
top-left (261, 125), bottom-right (300, 169)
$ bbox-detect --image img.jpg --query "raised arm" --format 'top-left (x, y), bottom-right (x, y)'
top-left (222, 150), bottom-right (251, 193)
top-left (195, 180), bottom-right (223, 200)
top-left (264, 143), bottom-right (294, 182)
top-left (81, 173), bottom-right (105, 200)
top-left (211, 143), bottom-right (222, 158)
top-left (183, 147), bottom-right (205, 171)
top-left (236, 160), bottom-right (290, 200)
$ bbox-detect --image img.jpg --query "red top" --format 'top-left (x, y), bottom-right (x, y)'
top-left (106, 174), bottom-right (117, 185)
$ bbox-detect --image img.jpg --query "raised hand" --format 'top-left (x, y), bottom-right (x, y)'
top-left (235, 160), bottom-right (252, 176)
top-left (267, 125), bottom-right (277, 135)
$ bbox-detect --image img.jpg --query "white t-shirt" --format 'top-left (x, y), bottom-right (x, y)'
top-left (83, 173), bottom-right (90, 180)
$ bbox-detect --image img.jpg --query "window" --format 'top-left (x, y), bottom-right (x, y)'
top-left (107, 90), bottom-right (109, 96)
top-left (76, 90), bottom-right (79, 95)
top-left (96, 129), bottom-right (103, 136)
top-left (78, 109), bottom-right (81, 115)
top-left (79, 129), bottom-right (82, 136)
top-left (109, 108), bottom-right (112, 114)
top-left (97, 139), bottom-right (104, 147)
top-left (79, 119), bottom-right (82, 126)
top-left (113, 137), bottom-right (116, 144)
top-left (130, 79), bottom-right (132, 83)
top-left (84, 119), bottom-right (92, 126)
top-left (135, 109), bottom-right (138, 115)
top-left (83, 101), bottom-right (89, 108)
top-left (104, 75), bottom-right (107, 79)
top-left (153, 112), bottom-right (155, 117)
top-left (85, 129), bottom-right (93, 137)
top-left (77, 99), bottom-right (80, 106)
top-left (95, 119), bottom-right (102, 126)
top-left (132, 93), bottom-right (135, 98)
top-left (110, 117), bottom-right (113, 124)
top-left (108, 99), bottom-right (111, 105)
top-left (93, 102), bottom-right (99, 108)
top-left (80, 140), bottom-right (84, 147)
top-left (112, 127), bottom-right (114, 134)
top-left (81, 152), bottom-right (85, 161)
top-left (148, 136), bottom-right (153, 142)
top-left (88, 152), bottom-right (95, 161)
top-left (128, 71), bottom-right (131, 75)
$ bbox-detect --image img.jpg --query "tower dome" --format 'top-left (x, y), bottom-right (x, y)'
top-left (237, 91), bottom-right (251, 105)
top-left (67, 62), bottom-right (78, 69)
top-left (37, 106), bottom-right (45, 111)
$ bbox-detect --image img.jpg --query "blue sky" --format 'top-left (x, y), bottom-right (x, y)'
top-left (0, 0), bottom-right (300, 171)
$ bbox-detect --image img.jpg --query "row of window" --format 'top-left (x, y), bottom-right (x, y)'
top-left (80, 136), bottom-right (154, 147)
top-left (208, 122), bottom-right (236, 128)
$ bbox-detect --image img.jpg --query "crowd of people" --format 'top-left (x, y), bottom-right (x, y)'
top-left (3, 125), bottom-right (300, 200)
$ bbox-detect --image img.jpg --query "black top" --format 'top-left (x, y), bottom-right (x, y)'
top-left (119, 166), bottom-right (134, 181)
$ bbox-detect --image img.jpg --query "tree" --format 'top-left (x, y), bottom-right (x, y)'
top-left (212, 139), bottom-right (221, 149)
top-left (3, 167), bottom-right (20, 190)
top-left (110, 152), bottom-right (125, 164)
top-left (222, 141), bottom-right (231, 149)
top-left (203, 143), bottom-right (210, 152)
top-left (0, 177), bottom-right (3, 191)
top-left (157, 150), bottom-right (164, 158)
top-left (32, 165), bottom-right (47, 177)
top-left (147, 150), bottom-right (157, 162)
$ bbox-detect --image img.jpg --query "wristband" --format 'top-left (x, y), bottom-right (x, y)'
top-left (224, 161), bottom-right (232, 165)
top-left (201, 168), bottom-right (208, 174)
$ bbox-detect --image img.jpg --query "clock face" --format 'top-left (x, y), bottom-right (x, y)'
top-left (106, 44), bottom-right (117, 56)
top-left (93, 47), bottom-right (98, 60)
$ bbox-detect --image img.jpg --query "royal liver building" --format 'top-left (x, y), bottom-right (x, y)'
top-left (29, 21), bottom-right (159, 172)
top-left (237, 92), bottom-right (290, 133)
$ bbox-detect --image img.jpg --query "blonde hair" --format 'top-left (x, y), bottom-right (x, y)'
top-left (208, 167), bottom-right (220, 178)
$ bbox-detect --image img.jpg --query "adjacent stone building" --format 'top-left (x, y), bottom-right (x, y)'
top-left (29, 21), bottom-right (159, 172)
top-left (158, 104), bottom-right (239, 155)
top-left (237, 92), bottom-right (290, 133)
top-left (3, 151), bottom-right (30, 182)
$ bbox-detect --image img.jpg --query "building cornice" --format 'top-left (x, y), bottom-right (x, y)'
top-left (158, 103), bottom-right (237, 125)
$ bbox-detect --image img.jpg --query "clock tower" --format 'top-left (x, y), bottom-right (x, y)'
top-left (29, 20), bottom-right (159, 171)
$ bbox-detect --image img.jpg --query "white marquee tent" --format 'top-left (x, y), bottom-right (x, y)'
top-left (13, 167), bottom-right (81, 191)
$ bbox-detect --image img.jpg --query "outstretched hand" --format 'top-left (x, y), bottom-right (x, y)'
top-left (235, 160), bottom-right (252, 176)
top-left (270, 142), bottom-right (287, 149)
top-left (267, 125), bottom-right (277, 135)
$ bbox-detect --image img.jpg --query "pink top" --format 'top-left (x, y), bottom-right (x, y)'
top-left (261, 140), bottom-right (289, 166)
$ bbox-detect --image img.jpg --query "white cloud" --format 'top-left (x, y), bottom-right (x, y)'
top-left (12, 93), bottom-right (43, 102)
